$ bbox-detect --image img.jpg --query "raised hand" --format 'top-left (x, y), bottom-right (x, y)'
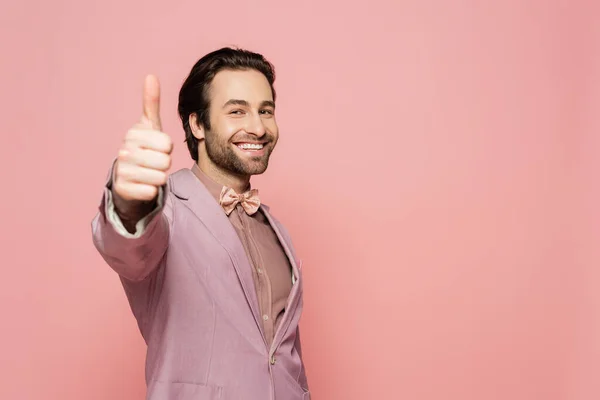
top-left (113, 75), bottom-right (173, 202)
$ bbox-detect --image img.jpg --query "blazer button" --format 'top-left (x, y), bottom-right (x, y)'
top-left (270, 354), bottom-right (276, 365)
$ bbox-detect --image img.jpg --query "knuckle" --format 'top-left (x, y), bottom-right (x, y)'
top-left (125, 128), bottom-right (139, 140)
top-left (117, 148), bottom-right (131, 162)
top-left (115, 166), bottom-right (125, 179)
top-left (117, 165), bottom-right (134, 181)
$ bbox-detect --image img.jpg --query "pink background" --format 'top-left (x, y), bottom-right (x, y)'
top-left (1, 1), bottom-right (598, 399)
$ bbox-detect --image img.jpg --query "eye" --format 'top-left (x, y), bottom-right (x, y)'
top-left (260, 109), bottom-right (274, 116)
top-left (229, 109), bottom-right (245, 115)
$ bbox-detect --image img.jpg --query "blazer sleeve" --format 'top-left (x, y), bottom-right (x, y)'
top-left (91, 161), bottom-right (173, 282)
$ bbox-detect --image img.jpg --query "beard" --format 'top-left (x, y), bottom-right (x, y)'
top-left (204, 129), bottom-right (277, 176)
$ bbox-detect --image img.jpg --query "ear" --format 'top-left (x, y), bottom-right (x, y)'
top-left (189, 113), bottom-right (205, 140)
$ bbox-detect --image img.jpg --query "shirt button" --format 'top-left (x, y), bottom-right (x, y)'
top-left (263, 314), bottom-right (269, 321)
top-left (270, 354), bottom-right (276, 365)
top-left (257, 268), bottom-right (263, 274)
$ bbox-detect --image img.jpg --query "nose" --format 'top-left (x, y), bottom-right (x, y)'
top-left (246, 113), bottom-right (266, 138)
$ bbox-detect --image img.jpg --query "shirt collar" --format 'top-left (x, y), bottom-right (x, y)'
top-left (190, 163), bottom-right (252, 202)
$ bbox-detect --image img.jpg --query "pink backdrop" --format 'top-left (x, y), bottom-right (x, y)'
top-left (1, 1), bottom-right (598, 399)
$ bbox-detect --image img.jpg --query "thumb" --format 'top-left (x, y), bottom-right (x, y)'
top-left (143, 74), bottom-right (162, 131)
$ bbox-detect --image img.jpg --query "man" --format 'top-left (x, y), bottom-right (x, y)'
top-left (91, 48), bottom-right (310, 400)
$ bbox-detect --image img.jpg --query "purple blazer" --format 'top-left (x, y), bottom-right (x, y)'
top-left (92, 167), bottom-right (310, 400)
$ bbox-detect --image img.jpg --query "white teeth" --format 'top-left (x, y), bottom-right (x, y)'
top-left (238, 143), bottom-right (263, 150)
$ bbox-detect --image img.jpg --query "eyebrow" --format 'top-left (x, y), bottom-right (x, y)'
top-left (222, 99), bottom-right (276, 109)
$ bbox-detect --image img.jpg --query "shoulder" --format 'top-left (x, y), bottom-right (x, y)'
top-left (165, 168), bottom-right (197, 200)
top-left (169, 168), bottom-right (195, 187)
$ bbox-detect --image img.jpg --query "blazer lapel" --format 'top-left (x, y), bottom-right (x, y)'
top-left (260, 205), bottom-right (303, 351)
top-left (169, 169), bottom-right (265, 344)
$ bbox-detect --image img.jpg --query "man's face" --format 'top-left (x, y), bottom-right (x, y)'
top-left (202, 69), bottom-right (278, 177)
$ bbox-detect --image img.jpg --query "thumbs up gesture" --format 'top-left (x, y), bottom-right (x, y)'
top-left (113, 75), bottom-right (173, 202)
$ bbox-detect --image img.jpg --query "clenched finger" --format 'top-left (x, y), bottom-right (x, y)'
top-left (117, 163), bottom-right (168, 186)
top-left (126, 129), bottom-right (173, 153)
top-left (119, 148), bottom-right (171, 171)
top-left (114, 182), bottom-right (159, 202)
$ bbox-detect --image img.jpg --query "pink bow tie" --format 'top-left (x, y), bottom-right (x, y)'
top-left (219, 187), bottom-right (261, 216)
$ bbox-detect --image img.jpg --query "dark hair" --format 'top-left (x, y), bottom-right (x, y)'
top-left (177, 47), bottom-right (277, 161)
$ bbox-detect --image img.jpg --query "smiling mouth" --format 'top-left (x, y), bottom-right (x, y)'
top-left (235, 142), bottom-right (265, 151)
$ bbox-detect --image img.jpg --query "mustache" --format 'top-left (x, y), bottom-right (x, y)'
top-left (231, 133), bottom-right (275, 143)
